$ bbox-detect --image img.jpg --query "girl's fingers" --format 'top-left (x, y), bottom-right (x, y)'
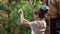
top-left (18, 9), bottom-right (23, 14)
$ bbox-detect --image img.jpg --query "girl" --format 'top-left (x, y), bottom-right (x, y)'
top-left (18, 5), bottom-right (49, 34)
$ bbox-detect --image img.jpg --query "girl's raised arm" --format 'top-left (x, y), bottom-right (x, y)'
top-left (18, 9), bottom-right (30, 27)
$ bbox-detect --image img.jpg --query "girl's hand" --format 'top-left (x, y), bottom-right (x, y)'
top-left (18, 9), bottom-right (24, 24)
top-left (18, 9), bottom-right (23, 15)
top-left (18, 9), bottom-right (30, 27)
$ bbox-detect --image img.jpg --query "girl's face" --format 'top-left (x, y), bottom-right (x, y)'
top-left (33, 13), bottom-right (39, 20)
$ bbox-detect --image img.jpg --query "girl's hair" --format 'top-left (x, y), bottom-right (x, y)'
top-left (34, 5), bottom-right (49, 19)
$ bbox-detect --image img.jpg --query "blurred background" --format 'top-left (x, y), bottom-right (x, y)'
top-left (0, 0), bottom-right (42, 34)
top-left (0, 0), bottom-right (60, 34)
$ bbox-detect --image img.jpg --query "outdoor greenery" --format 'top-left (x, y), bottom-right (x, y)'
top-left (0, 0), bottom-right (42, 34)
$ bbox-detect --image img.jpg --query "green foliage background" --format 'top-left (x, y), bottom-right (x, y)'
top-left (0, 0), bottom-right (42, 34)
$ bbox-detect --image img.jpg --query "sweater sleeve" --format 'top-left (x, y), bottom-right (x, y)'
top-left (28, 21), bottom-right (46, 32)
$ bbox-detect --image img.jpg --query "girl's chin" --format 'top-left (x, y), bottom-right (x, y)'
top-left (34, 18), bottom-right (37, 20)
